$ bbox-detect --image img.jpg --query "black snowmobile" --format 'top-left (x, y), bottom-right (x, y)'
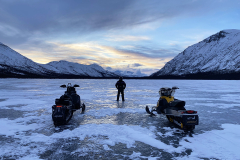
top-left (52, 83), bottom-right (85, 126)
top-left (146, 87), bottom-right (198, 130)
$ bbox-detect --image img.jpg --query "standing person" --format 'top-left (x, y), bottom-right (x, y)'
top-left (115, 77), bottom-right (126, 101)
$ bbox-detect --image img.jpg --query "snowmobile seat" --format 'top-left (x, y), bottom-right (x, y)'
top-left (169, 100), bottom-right (186, 110)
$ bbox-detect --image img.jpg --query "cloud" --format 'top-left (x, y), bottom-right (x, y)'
top-left (0, 23), bottom-right (21, 37)
top-left (129, 63), bottom-right (143, 67)
top-left (106, 35), bottom-right (150, 42)
top-left (1, 0), bottom-right (239, 46)
top-left (116, 45), bottom-right (181, 59)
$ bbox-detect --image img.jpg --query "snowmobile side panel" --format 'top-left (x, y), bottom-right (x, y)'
top-left (164, 108), bottom-right (186, 116)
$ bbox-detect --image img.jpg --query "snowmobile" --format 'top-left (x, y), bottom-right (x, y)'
top-left (146, 87), bottom-right (198, 130)
top-left (52, 83), bottom-right (85, 126)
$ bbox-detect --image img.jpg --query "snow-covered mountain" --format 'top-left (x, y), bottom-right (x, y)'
top-left (0, 42), bottom-right (53, 77)
top-left (44, 61), bottom-right (117, 77)
top-left (114, 69), bottom-right (147, 77)
top-left (151, 29), bottom-right (240, 77)
top-left (0, 43), bottom-right (118, 78)
top-left (106, 68), bottom-right (147, 77)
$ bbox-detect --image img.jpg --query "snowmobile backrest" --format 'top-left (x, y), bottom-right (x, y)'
top-left (55, 99), bottom-right (60, 104)
top-left (169, 100), bottom-right (185, 109)
top-left (60, 94), bottom-right (71, 100)
top-left (55, 98), bottom-right (70, 105)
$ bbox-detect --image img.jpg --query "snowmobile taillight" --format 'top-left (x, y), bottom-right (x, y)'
top-left (186, 110), bottom-right (196, 114)
top-left (56, 105), bottom-right (62, 108)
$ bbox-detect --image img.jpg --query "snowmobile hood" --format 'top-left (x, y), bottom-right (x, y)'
top-left (160, 96), bottom-right (174, 103)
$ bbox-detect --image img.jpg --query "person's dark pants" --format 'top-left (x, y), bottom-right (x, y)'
top-left (117, 89), bottom-right (124, 101)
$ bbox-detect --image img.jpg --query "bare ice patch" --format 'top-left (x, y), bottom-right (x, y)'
top-left (84, 107), bottom-right (145, 117)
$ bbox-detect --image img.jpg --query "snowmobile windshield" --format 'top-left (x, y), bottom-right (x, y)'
top-left (171, 86), bottom-right (179, 96)
top-left (160, 87), bottom-right (172, 97)
top-left (171, 89), bottom-right (176, 96)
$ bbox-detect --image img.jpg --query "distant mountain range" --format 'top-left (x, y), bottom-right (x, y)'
top-left (44, 61), bottom-right (118, 77)
top-left (1, 29), bottom-right (240, 79)
top-left (151, 29), bottom-right (240, 79)
top-left (106, 69), bottom-right (147, 77)
top-left (0, 42), bottom-right (118, 78)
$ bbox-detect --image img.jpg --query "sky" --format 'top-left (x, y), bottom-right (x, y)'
top-left (0, 0), bottom-right (240, 75)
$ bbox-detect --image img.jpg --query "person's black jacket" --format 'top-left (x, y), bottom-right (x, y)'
top-left (115, 80), bottom-right (126, 90)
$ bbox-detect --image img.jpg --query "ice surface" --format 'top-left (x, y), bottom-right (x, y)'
top-left (0, 79), bottom-right (240, 159)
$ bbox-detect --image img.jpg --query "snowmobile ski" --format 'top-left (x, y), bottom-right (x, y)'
top-left (145, 106), bottom-right (156, 116)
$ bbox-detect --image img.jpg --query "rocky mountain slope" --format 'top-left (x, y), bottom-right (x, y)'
top-left (151, 29), bottom-right (240, 78)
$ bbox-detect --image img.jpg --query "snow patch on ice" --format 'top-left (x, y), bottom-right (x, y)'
top-left (103, 144), bottom-right (112, 150)
top-left (178, 124), bottom-right (240, 159)
top-left (129, 151), bottom-right (152, 159)
top-left (48, 124), bottom-right (178, 152)
top-left (0, 118), bottom-right (43, 136)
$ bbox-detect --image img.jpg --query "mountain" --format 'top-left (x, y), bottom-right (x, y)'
top-left (44, 61), bottom-right (118, 77)
top-left (151, 29), bottom-right (240, 79)
top-left (109, 69), bottom-right (147, 77)
top-left (0, 43), bottom-right (118, 78)
top-left (0, 42), bottom-right (53, 77)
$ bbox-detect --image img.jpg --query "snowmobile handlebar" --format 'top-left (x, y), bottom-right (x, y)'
top-left (60, 83), bottom-right (80, 88)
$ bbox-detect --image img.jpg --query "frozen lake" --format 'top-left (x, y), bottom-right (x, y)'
top-left (0, 79), bottom-right (240, 159)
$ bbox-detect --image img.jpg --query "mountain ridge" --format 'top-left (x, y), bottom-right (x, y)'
top-left (151, 29), bottom-right (240, 78)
